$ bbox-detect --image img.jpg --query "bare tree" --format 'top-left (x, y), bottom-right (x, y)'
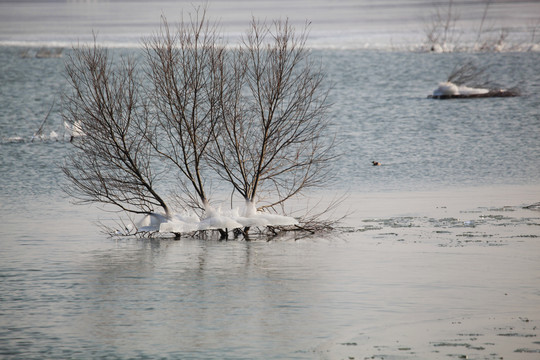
top-left (474, 0), bottom-right (492, 49)
top-left (429, 60), bottom-right (521, 99)
top-left (62, 13), bottom-right (338, 238)
top-left (423, 0), bottom-right (533, 52)
top-left (143, 10), bottom-right (225, 214)
top-left (527, 19), bottom-right (540, 46)
top-left (424, 0), bottom-right (461, 51)
top-left (446, 60), bottom-right (492, 88)
top-left (62, 40), bottom-right (169, 216)
top-left (208, 19), bottom-right (335, 216)
top-left (447, 60), bottom-right (519, 94)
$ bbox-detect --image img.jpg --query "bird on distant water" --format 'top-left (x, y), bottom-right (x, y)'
top-left (372, 161), bottom-right (381, 166)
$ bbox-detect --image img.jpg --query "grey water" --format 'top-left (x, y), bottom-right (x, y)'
top-left (2, 45), bottom-right (540, 359)
top-left (2, 2), bottom-right (540, 356)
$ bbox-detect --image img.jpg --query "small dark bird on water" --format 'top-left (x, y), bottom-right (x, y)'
top-left (372, 161), bottom-right (381, 166)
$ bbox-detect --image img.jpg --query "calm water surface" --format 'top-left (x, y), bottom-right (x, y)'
top-left (1, 44), bottom-right (540, 358)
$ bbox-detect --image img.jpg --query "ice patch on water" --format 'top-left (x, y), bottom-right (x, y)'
top-left (150, 201), bottom-right (298, 235)
top-left (159, 212), bottom-right (200, 233)
top-left (195, 205), bottom-right (241, 231)
top-left (235, 201), bottom-right (299, 227)
top-left (432, 82), bottom-right (489, 96)
top-left (4, 136), bottom-right (25, 143)
top-left (3, 131), bottom-right (67, 143)
top-left (138, 213), bottom-right (169, 232)
top-left (64, 120), bottom-right (85, 140)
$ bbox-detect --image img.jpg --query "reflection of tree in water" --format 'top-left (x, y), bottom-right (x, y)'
top-left (77, 239), bottom-right (173, 349)
top-left (79, 239), bottom-right (328, 357)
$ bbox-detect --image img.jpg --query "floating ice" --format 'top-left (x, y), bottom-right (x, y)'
top-left (234, 201), bottom-right (298, 228)
top-left (144, 201), bottom-right (298, 235)
top-left (197, 205), bottom-right (243, 231)
top-left (138, 213), bottom-right (168, 232)
top-left (159, 212), bottom-right (202, 233)
top-left (229, 207), bottom-right (270, 227)
top-left (5, 136), bottom-right (25, 143)
top-left (433, 82), bottom-right (489, 96)
top-left (64, 120), bottom-right (85, 140)
top-left (2, 132), bottom-right (72, 143)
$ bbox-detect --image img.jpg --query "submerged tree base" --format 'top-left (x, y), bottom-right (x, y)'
top-left (428, 89), bottom-right (520, 99)
top-left (99, 198), bottom-right (345, 241)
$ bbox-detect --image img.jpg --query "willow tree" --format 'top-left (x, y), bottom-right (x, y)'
top-left (62, 11), bottom-right (336, 236)
top-left (62, 41), bottom-right (169, 217)
top-left (208, 19), bottom-right (334, 212)
top-left (142, 12), bottom-right (226, 213)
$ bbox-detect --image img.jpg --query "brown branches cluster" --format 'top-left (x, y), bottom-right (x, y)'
top-left (428, 60), bottom-right (521, 99)
top-left (447, 60), bottom-right (521, 95)
top-left (446, 60), bottom-right (492, 89)
top-left (62, 9), bottom-right (336, 238)
top-left (423, 0), bottom-right (540, 52)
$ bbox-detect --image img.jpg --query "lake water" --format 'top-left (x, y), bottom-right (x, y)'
top-left (2, 1), bottom-right (540, 359)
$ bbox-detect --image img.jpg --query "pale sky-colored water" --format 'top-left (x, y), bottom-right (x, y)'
top-left (1, 0), bottom-right (539, 48)
top-left (1, 3), bottom-right (540, 359)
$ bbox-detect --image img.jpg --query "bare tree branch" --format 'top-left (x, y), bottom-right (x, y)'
top-left (62, 13), bottom-right (340, 238)
top-left (142, 9), bottom-right (225, 210)
top-left (208, 19), bottom-right (336, 214)
top-left (62, 37), bottom-right (169, 216)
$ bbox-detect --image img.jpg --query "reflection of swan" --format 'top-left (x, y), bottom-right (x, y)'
top-left (64, 120), bottom-right (85, 142)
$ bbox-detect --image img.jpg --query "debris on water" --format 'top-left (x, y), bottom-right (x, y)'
top-left (356, 225), bottom-right (383, 232)
top-left (497, 333), bottom-right (536, 337)
top-left (21, 47), bottom-right (64, 58)
top-left (523, 202), bottom-right (540, 210)
top-left (428, 62), bottom-right (520, 100)
top-left (431, 342), bottom-right (483, 350)
top-left (479, 214), bottom-right (506, 220)
top-left (514, 348), bottom-right (540, 353)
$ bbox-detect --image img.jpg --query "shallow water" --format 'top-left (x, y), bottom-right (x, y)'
top-left (2, 196), bottom-right (540, 359)
top-left (1, 10), bottom-right (540, 358)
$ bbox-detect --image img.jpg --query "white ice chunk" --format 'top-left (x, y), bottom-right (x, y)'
top-left (64, 120), bottom-right (85, 139)
top-left (433, 81), bottom-right (489, 96)
top-left (197, 206), bottom-right (242, 231)
top-left (159, 212), bottom-right (200, 233)
top-left (5, 136), bottom-right (24, 143)
top-left (235, 201), bottom-right (298, 227)
top-left (255, 212), bottom-right (298, 226)
top-left (433, 82), bottom-right (459, 96)
top-left (152, 202), bottom-right (298, 235)
top-left (159, 218), bottom-right (199, 233)
top-left (456, 85), bottom-right (489, 96)
top-left (138, 213), bottom-right (168, 232)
